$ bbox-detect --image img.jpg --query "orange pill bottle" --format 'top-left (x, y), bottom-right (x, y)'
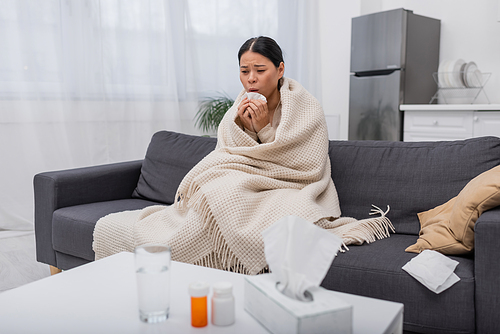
top-left (188, 281), bottom-right (209, 327)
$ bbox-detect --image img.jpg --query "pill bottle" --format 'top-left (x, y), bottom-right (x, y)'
top-left (188, 281), bottom-right (209, 327)
top-left (211, 281), bottom-right (235, 326)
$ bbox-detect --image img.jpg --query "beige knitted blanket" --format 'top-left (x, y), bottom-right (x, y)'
top-left (93, 78), bottom-right (394, 275)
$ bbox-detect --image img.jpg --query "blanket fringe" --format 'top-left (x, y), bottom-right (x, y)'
top-left (339, 205), bottom-right (395, 252)
top-left (192, 251), bottom-right (251, 275)
top-left (193, 251), bottom-right (268, 275)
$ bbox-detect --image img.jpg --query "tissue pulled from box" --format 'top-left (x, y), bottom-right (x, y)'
top-left (262, 215), bottom-right (342, 302)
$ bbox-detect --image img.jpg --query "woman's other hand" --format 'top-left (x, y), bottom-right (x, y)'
top-left (246, 99), bottom-right (271, 133)
top-left (237, 97), bottom-right (255, 132)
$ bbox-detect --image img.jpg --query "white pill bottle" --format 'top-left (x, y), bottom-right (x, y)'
top-left (211, 281), bottom-right (235, 326)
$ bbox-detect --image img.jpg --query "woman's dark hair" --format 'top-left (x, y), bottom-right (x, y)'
top-left (238, 36), bottom-right (285, 88)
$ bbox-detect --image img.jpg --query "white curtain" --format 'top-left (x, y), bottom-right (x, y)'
top-left (188, 0), bottom-right (322, 100)
top-left (0, 0), bottom-right (321, 235)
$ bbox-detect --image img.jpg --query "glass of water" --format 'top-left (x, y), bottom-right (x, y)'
top-left (134, 244), bottom-right (171, 323)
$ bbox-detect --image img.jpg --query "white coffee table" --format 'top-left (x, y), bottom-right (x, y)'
top-left (0, 252), bottom-right (403, 334)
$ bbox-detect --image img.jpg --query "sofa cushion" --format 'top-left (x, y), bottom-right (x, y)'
top-left (132, 131), bottom-right (217, 204)
top-left (406, 165), bottom-right (500, 254)
top-left (328, 137), bottom-right (500, 235)
top-left (52, 198), bottom-right (159, 262)
top-left (321, 234), bottom-right (475, 334)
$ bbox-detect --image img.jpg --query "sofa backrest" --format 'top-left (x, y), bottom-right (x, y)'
top-left (132, 131), bottom-right (217, 204)
top-left (135, 131), bottom-right (500, 236)
top-left (329, 137), bottom-right (500, 235)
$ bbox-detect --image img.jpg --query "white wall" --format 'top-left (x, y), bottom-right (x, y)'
top-left (319, 0), bottom-right (500, 139)
top-left (318, 0), bottom-right (360, 140)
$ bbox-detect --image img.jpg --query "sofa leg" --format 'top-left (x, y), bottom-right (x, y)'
top-left (50, 266), bottom-right (62, 275)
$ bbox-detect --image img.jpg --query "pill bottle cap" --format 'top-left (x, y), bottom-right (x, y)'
top-left (189, 281), bottom-right (209, 297)
top-left (213, 281), bottom-right (233, 296)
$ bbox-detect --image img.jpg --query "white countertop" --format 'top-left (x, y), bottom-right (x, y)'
top-left (400, 104), bottom-right (500, 111)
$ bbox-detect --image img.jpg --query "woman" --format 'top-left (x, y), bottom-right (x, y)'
top-left (236, 37), bottom-right (284, 143)
top-left (93, 36), bottom-right (393, 275)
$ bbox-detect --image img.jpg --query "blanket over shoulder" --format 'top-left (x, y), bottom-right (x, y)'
top-left (93, 78), bottom-right (394, 274)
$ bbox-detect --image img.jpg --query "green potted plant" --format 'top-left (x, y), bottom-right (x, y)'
top-left (194, 93), bottom-right (234, 135)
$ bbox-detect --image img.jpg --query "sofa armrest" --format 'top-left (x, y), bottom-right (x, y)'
top-left (34, 160), bottom-right (143, 266)
top-left (474, 205), bottom-right (500, 334)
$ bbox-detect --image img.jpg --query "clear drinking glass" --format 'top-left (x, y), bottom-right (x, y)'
top-left (134, 244), bottom-right (171, 323)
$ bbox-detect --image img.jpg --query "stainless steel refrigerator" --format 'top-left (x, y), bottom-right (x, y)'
top-left (348, 8), bottom-right (440, 141)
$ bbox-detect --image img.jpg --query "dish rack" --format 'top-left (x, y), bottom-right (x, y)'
top-left (429, 72), bottom-right (491, 104)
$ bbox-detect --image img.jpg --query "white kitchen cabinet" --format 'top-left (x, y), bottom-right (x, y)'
top-left (473, 112), bottom-right (500, 137)
top-left (400, 104), bottom-right (500, 141)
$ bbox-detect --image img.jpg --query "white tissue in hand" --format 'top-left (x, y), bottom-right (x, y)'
top-left (245, 92), bottom-right (267, 102)
top-left (402, 250), bottom-right (460, 294)
top-left (262, 215), bottom-right (342, 302)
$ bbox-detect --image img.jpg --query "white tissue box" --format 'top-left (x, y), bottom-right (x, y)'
top-left (244, 274), bottom-right (352, 334)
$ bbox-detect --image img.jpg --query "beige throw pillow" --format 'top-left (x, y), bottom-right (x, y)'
top-left (406, 165), bottom-right (500, 254)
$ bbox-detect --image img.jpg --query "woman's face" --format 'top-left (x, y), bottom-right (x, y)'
top-left (239, 51), bottom-right (284, 99)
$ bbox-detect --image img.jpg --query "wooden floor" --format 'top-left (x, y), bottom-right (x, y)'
top-left (0, 232), bottom-right (50, 293)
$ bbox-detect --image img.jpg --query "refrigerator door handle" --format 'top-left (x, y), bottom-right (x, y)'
top-left (353, 69), bottom-right (400, 77)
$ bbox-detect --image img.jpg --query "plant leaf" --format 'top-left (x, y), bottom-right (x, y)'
top-left (194, 93), bottom-right (235, 133)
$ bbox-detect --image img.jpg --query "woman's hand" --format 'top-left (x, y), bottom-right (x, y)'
top-left (238, 97), bottom-right (272, 133)
top-left (246, 99), bottom-right (271, 133)
top-left (237, 97), bottom-right (255, 132)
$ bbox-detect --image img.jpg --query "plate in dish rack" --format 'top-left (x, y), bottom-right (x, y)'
top-left (438, 59), bottom-right (450, 88)
top-left (463, 61), bottom-right (475, 87)
top-left (465, 62), bottom-right (482, 88)
top-left (449, 59), bottom-right (466, 88)
top-left (445, 59), bottom-right (457, 88)
top-left (459, 62), bottom-right (467, 86)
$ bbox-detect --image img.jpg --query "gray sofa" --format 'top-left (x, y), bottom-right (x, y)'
top-left (34, 130), bottom-right (500, 334)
